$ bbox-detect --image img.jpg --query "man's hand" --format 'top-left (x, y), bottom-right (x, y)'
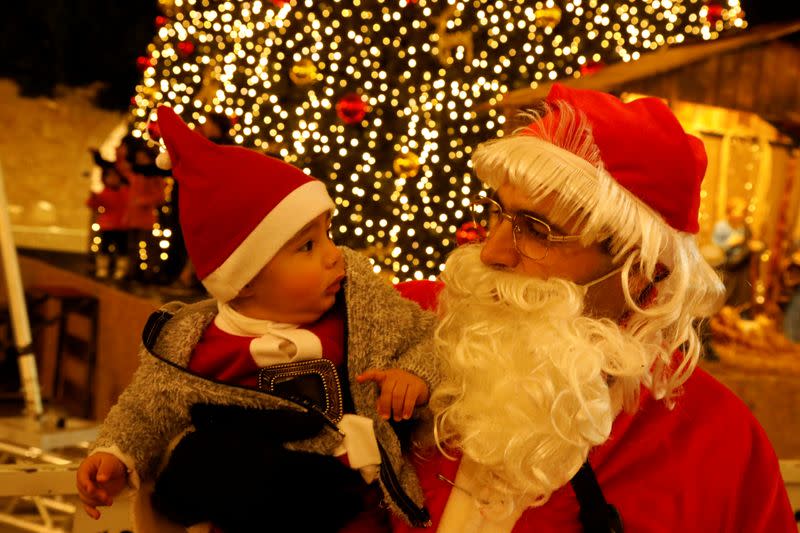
top-left (76, 452), bottom-right (128, 520)
top-left (356, 369), bottom-right (429, 421)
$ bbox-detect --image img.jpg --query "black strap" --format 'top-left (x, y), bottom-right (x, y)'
top-left (570, 461), bottom-right (624, 533)
top-left (139, 309), bottom-right (340, 433)
top-left (142, 310), bottom-right (174, 352)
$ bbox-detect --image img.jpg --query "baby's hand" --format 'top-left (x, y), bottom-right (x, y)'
top-left (356, 369), bottom-right (429, 421)
top-left (76, 452), bottom-right (128, 520)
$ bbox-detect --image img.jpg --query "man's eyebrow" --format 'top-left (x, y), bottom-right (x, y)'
top-left (517, 208), bottom-right (568, 232)
top-left (493, 194), bottom-right (568, 233)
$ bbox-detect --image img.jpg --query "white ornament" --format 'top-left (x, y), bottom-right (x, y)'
top-left (156, 151), bottom-right (172, 170)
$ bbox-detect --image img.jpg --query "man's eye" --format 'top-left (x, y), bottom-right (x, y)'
top-left (517, 216), bottom-right (550, 240)
top-left (299, 240), bottom-right (314, 252)
top-left (486, 205), bottom-right (503, 224)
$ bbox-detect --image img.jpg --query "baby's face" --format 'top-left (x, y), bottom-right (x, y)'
top-left (242, 212), bottom-right (345, 324)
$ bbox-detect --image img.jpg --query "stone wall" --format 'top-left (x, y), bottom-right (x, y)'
top-left (0, 79), bottom-right (125, 252)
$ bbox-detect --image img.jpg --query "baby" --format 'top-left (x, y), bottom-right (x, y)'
top-left (77, 107), bottom-right (436, 533)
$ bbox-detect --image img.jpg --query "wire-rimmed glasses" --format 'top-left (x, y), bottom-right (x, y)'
top-left (469, 195), bottom-right (581, 260)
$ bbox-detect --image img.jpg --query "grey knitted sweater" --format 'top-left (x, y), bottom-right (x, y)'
top-left (91, 247), bottom-right (438, 525)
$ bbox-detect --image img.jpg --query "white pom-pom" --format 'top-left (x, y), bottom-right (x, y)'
top-left (156, 152), bottom-right (172, 170)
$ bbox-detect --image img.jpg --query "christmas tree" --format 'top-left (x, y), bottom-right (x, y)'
top-left (130, 0), bottom-right (745, 281)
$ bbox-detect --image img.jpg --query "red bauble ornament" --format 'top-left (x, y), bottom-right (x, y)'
top-left (227, 114), bottom-right (239, 126)
top-left (580, 60), bottom-right (605, 76)
top-left (269, 0), bottom-right (289, 6)
top-left (456, 221), bottom-right (487, 246)
top-left (705, 2), bottom-right (724, 24)
top-left (155, 15), bottom-right (168, 28)
top-left (136, 55), bottom-right (154, 72)
top-left (336, 93), bottom-right (368, 125)
top-left (177, 41), bottom-right (196, 57)
top-left (147, 120), bottom-right (161, 141)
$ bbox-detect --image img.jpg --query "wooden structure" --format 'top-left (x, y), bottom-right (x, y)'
top-left (489, 21), bottom-right (800, 125)
top-left (9, 255), bottom-right (162, 420)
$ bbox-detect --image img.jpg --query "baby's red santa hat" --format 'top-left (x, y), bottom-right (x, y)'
top-left (155, 106), bottom-right (334, 302)
top-left (472, 84), bottom-right (708, 276)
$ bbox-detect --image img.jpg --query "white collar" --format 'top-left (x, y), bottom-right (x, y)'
top-left (214, 301), bottom-right (322, 365)
top-left (215, 301), bottom-right (298, 336)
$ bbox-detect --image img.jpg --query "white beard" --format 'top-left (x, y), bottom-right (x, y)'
top-left (430, 245), bottom-right (655, 518)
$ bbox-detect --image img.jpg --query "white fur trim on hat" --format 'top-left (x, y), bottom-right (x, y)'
top-left (202, 180), bottom-right (334, 302)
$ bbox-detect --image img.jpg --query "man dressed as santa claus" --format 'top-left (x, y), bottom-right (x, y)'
top-left (393, 84), bottom-right (795, 532)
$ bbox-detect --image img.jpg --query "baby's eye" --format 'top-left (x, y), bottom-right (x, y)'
top-left (299, 240), bottom-right (314, 252)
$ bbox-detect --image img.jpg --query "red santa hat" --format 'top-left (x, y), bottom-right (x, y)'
top-left (472, 84), bottom-right (707, 267)
top-left (155, 106), bottom-right (334, 302)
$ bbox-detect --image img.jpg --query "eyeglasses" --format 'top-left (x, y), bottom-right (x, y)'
top-left (469, 195), bottom-right (581, 260)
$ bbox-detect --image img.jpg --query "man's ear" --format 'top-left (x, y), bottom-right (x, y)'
top-left (627, 267), bottom-right (648, 294)
top-left (632, 278), bottom-right (654, 308)
top-left (631, 263), bottom-right (670, 309)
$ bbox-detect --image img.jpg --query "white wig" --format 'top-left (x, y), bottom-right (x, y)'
top-left (471, 101), bottom-right (725, 406)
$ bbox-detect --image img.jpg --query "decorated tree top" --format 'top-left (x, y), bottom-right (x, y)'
top-left (131, 0), bottom-right (745, 281)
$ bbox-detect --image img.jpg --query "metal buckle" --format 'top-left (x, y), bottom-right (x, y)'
top-left (257, 359), bottom-right (343, 423)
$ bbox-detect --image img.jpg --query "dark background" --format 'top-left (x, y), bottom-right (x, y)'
top-left (0, 1), bottom-right (159, 108)
top-left (0, 1), bottom-right (796, 110)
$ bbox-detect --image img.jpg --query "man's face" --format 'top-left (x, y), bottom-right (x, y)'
top-left (480, 182), bottom-right (615, 283)
top-left (479, 182), bottom-right (628, 320)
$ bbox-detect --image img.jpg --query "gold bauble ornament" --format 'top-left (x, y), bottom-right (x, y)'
top-left (289, 58), bottom-right (318, 86)
top-left (393, 151), bottom-right (420, 178)
top-left (534, 6), bottom-right (562, 30)
top-left (748, 239), bottom-right (766, 253)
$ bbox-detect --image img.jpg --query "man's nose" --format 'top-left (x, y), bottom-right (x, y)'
top-left (479, 219), bottom-right (520, 269)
